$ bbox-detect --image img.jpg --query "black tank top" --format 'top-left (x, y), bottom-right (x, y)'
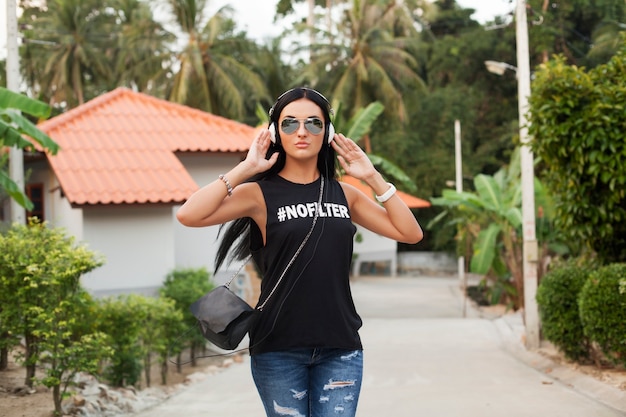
top-left (249, 175), bottom-right (363, 355)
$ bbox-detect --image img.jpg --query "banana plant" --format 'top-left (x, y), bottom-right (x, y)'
top-left (0, 87), bottom-right (59, 209)
top-left (334, 101), bottom-right (417, 193)
top-left (429, 147), bottom-right (555, 309)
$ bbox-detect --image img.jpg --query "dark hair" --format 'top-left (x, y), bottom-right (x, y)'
top-left (214, 87), bottom-right (337, 273)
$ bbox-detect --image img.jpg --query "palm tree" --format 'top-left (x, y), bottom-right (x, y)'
top-left (299, 0), bottom-right (426, 151)
top-left (112, 0), bottom-right (176, 97)
top-left (19, 0), bottom-right (117, 108)
top-left (585, 20), bottom-right (626, 66)
top-left (333, 100), bottom-right (416, 193)
top-left (166, 0), bottom-right (270, 119)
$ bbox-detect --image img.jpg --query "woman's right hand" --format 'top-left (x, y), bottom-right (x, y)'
top-left (176, 129), bottom-right (276, 227)
top-left (243, 129), bottom-right (279, 175)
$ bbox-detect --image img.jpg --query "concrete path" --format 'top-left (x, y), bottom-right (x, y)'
top-left (132, 275), bottom-right (625, 417)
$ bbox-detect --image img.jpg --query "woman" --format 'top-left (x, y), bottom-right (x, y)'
top-left (176, 87), bottom-right (423, 417)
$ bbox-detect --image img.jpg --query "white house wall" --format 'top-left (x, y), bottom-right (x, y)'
top-left (174, 153), bottom-right (245, 280)
top-left (48, 174), bottom-right (83, 240)
top-left (81, 205), bottom-right (175, 297)
top-left (352, 225), bottom-right (398, 276)
top-left (24, 158), bottom-right (83, 238)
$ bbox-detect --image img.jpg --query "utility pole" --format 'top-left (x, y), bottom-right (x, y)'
top-left (454, 120), bottom-right (467, 318)
top-left (516, 0), bottom-right (540, 349)
top-left (7, 0), bottom-right (26, 224)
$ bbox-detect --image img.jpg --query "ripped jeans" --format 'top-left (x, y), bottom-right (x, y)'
top-left (251, 348), bottom-right (363, 417)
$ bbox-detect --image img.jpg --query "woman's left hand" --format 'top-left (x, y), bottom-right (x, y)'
top-left (331, 133), bottom-right (376, 180)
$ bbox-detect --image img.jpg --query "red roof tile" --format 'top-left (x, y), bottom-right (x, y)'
top-left (36, 88), bottom-right (429, 208)
top-left (38, 88), bottom-right (256, 205)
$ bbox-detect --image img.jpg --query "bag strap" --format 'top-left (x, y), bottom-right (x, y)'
top-left (224, 176), bottom-right (325, 311)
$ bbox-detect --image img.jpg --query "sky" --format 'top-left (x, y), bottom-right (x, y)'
top-left (1, 0), bottom-right (515, 59)
top-left (206, 0), bottom-right (515, 40)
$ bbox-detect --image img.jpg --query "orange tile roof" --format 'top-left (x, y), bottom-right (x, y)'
top-left (38, 87), bottom-right (256, 205)
top-left (36, 87), bottom-right (429, 208)
top-left (340, 175), bottom-right (431, 208)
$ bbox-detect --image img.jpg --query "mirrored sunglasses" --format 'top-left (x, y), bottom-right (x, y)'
top-left (280, 117), bottom-right (324, 135)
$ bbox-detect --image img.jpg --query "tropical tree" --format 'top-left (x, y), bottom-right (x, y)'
top-left (333, 101), bottom-right (416, 192)
top-left (19, 0), bottom-right (118, 108)
top-left (400, 0), bottom-right (521, 199)
top-left (528, 35), bottom-right (626, 263)
top-left (428, 147), bottom-right (561, 309)
top-left (111, 0), bottom-right (176, 97)
top-left (527, 0), bottom-right (625, 66)
top-left (301, 0), bottom-right (427, 130)
top-left (166, 0), bottom-right (271, 119)
top-left (35, 293), bottom-right (112, 415)
top-left (0, 87), bottom-right (59, 210)
top-left (0, 218), bottom-right (105, 390)
top-left (159, 268), bottom-right (214, 370)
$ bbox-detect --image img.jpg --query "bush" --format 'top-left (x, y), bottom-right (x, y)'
top-left (536, 258), bottom-right (596, 361)
top-left (97, 295), bottom-right (147, 387)
top-left (160, 268), bottom-right (214, 367)
top-left (579, 263), bottom-right (626, 368)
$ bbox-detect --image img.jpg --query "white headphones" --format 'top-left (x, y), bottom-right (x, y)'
top-left (268, 87), bottom-right (336, 145)
top-left (268, 122), bottom-right (335, 144)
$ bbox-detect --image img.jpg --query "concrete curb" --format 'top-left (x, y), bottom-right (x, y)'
top-left (492, 312), bottom-right (626, 414)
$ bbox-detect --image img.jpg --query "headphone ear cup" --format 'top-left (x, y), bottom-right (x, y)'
top-left (327, 123), bottom-right (335, 144)
top-left (268, 123), bottom-right (276, 143)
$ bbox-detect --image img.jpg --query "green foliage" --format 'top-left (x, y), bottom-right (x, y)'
top-left (160, 268), bottom-right (214, 364)
top-left (536, 258), bottom-right (596, 362)
top-left (528, 36), bottom-right (626, 262)
top-left (429, 147), bottom-right (565, 308)
top-left (332, 101), bottom-right (417, 193)
top-left (579, 263), bottom-right (626, 368)
top-left (0, 218), bottom-right (105, 412)
top-left (160, 268), bottom-right (215, 319)
top-left (18, 0), bottom-right (118, 107)
top-left (96, 294), bottom-right (149, 387)
top-left (306, 0), bottom-right (426, 123)
top-left (165, 0), bottom-right (270, 117)
top-left (527, 0), bottom-right (625, 67)
top-left (429, 148), bottom-right (524, 306)
top-left (135, 296), bottom-right (184, 387)
top-left (0, 88), bottom-right (59, 209)
top-left (37, 308), bottom-right (113, 415)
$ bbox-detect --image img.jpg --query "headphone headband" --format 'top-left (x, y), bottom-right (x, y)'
top-left (268, 87), bottom-right (334, 117)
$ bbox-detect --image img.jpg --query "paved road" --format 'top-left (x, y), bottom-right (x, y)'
top-left (132, 275), bottom-right (625, 417)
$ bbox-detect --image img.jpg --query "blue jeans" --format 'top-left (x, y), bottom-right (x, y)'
top-left (251, 348), bottom-right (363, 417)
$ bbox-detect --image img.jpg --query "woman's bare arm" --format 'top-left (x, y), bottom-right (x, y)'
top-left (332, 133), bottom-right (423, 244)
top-left (176, 129), bottom-right (279, 228)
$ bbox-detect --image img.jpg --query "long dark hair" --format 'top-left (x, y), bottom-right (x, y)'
top-left (214, 87), bottom-right (337, 273)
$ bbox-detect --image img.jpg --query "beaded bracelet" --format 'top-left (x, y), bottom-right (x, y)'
top-left (218, 174), bottom-right (233, 196)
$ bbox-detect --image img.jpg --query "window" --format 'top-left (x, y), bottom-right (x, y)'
top-left (26, 183), bottom-right (44, 221)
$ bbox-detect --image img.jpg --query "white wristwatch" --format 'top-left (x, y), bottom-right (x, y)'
top-left (375, 182), bottom-right (397, 203)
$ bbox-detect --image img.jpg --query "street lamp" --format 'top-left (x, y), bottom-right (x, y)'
top-left (484, 60), bottom-right (518, 76)
top-left (485, 0), bottom-right (540, 350)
